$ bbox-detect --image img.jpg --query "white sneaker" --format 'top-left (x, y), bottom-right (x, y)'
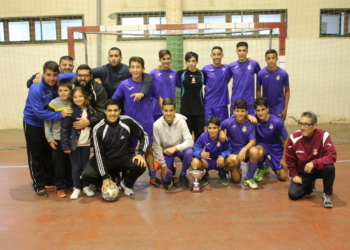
top-left (120, 180), bottom-right (134, 196)
top-left (70, 188), bottom-right (81, 199)
top-left (83, 186), bottom-right (95, 197)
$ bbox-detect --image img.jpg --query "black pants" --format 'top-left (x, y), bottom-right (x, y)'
top-left (288, 164), bottom-right (335, 200)
top-left (52, 140), bottom-right (73, 190)
top-left (23, 122), bottom-right (55, 192)
top-left (82, 154), bottom-right (146, 188)
top-left (183, 114), bottom-right (204, 142)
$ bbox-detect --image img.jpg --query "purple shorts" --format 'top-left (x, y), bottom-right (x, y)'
top-left (256, 142), bottom-right (283, 171)
top-left (204, 106), bottom-right (229, 123)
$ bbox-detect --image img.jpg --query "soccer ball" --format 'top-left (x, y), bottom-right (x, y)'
top-left (102, 183), bottom-right (119, 202)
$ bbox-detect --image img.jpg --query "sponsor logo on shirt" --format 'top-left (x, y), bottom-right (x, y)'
top-left (276, 75), bottom-right (280, 80)
top-left (288, 146), bottom-right (292, 148)
top-left (128, 87), bottom-right (134, 90)
top-left (269, 123), bottom-right (274, 129)
top-left (157, 73), bottom-right (162, 76)
top-left (242, 126), bottom-right (247, 132)
top-left (232, 125), bottom-right (236, 128)
top-left (234, 65), bottom-right (239, 69)
top-left (313, 149), bottom-right (318, 155)
top-left (206, 143), bottom-right (211, 145)
top-left (209, 69), bottom-right (214, 71)
top-left (296, 150), bottom-right (304, 153)
top-left (327, 143), bottom-right (332, 146)
top-left (247, 65), bottom-right (251, 70)
top-left (265, 75), bottom-right (269, 78)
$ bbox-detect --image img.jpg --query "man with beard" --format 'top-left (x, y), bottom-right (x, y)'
top-left (72, 64), bottom-right (108, 130)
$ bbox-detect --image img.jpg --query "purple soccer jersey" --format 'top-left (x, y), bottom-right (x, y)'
top-left (229, 60), bottom-right (261, 114)
top-left (202, 64), bottom-right (232, 108)
top-left (257, 67), bottom-right (289, 114)
top-left (112, 78), bottom-right (160, 133)
top-left (221, 117), bottom-right (256, 154)
top-left (193, 132), bottom-right (231, 160)
top-left (150, 69), bottom-right (177, 116)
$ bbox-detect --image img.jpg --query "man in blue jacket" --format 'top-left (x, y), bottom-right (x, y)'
top-left (23, 61), bottom-right (73, 197)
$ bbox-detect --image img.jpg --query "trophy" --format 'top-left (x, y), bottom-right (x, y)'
top-left (187, 169), bottom-right (206, 193)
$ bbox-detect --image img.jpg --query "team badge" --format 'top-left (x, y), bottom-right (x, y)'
top-left (247, 65), bottom-right (251, 70)
top-left (276, 75), bottom-right (280, 80)
top-left (313, 149), bottom-right (318, 155)
top-left (190, 75), bottom-right (196, 84)
top-left (242, 126), bottom-right (247, 132)
top-left (169, 74), bottom-right (173, 78)
top-left (217, 141), bottom-right (221, 147)
top-left (222, 66), bottom-right (225, 71)
top-left (269, 123), bottom-right (274, 129)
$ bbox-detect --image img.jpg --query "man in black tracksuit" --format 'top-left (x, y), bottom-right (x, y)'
top-left (82, 99), bottom-right (147, 196)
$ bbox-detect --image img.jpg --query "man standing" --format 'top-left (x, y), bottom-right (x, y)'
top-left (82, 99), bottom-right (147, 197)
top-left (202, 46), bottom-right (232, 122)
top-left (229, 42), bottom-right (261, 115)
top-left (92, 47), bottom-right (152, 99)
top-left (286, 111), bottom-right (336, 208)
top-left (256, 49), bottom-right (290, 121)
top-left (23, 61), bottom-right (73, 197)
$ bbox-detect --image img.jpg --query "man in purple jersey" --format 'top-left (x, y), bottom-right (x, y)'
top-left (112, 56), bottom-right (164, 189)
top-left (256, 49), bottom-right (290, 121)
top-left (229, 41), bottom-right (261, 115)
top-left (190, 116), bottom-right (232, 186)
top-left (202, 46), bottom-right (232, 122)
top-left (150, 49), bottom-right (178, 122)
top-left (249, 97), bottom-right (289, 183)
top-left (220, 99), bottom-right (257, 189)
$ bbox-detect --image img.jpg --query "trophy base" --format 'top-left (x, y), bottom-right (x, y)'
top-left (191, 184), bottom-right (203, 193)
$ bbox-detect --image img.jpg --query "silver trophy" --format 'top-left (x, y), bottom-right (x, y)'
top-left (187, 169), bottom-right (206, 193)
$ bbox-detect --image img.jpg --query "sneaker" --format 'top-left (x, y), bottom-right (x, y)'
top-left (83, 186), bottom-right (95, 197)
top-left (179, 175), bottom-right (189, 189)
top-left (120, 180), bottom-right (134, 196)
top-left (150, 177), bottom-right (164, 188)
top-left (164, 180), bottom-right (174, 190)
top-left (154, 161), bottom-right (162, 170)
top-left (322, 193), bottom-right (333, 208)
top-left (264, 163), bottom-right (270, 174)
top-left (200, 172), bottom-right (209, 186)
top-left (255, 169), bottom-right (264, 182)
top-left (89, 184), bottom-right (98, 192)
top-left (218, 173), bottom-right (228, 186)
top-left (37, 189), bottom-right (48, 197)
top-left (244, 179), bottom-right (258, 189)
top-left (57, 189), bottom-right (67, 198)
top-left (70, 188), bottom-right (81, 200)
top-left (45, 185), bottom-right (56, 189)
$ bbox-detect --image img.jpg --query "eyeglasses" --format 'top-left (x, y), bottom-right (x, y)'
top-left (76, 74), bottom-right (90, 78)
top-left (298, 122), bottom-right (314, 127)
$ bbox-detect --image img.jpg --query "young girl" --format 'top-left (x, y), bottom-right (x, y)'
top-left (61, 86), bottom-right (95, 199)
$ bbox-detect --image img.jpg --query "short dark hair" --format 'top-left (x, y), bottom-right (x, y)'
top-left (236, 41), bottom-right (248, 48)
top-left (104, 99), bottom-right (122, 110)
top-left (129, 56), bottom-right (145, 68)
top-left (59, 56), bottom-right (73, 64)
top-left (253, 97), bottom-right (269, 109)
top-left (76, 64), bottom-right (92, 75)
top-left (57, 78), bottom-right (73, 91)
top-left (43, 61), bottom-right (59, 73)
top-left (234, 99), bottom-right (248, 110)
top-left (265, 49), bottom-right (278, 57)
top-left (162, 98), bottom-right (176, 109)
top-left (159, 49), bottom-right (172, 59)
top-left (301, 111), bottom-right (317, 124)
top-left (71, 86), bottom-right (90, 108)
top-left (211, 46), bottom-right (223, 53)
top-left (109, 47), bottom-right (122, 57)
top-left (185, 51), bottom-right (198, 62)
top-left (206, 116), bottom-right (221, 127)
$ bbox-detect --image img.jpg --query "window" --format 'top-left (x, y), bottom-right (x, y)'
top-left (115, 10), bottom-right (287, 40)
top-left (0, 16), bottom-right (83, 44)
top-left (320, 9), bottom-right (350, 37)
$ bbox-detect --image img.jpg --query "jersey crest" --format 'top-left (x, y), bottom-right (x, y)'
top-left (313, 149), bottom-right (318, 155)
top-left (242, 126), bottom-right (247, 132)
top-left (191, 77), bottom-right (196, 84)
top-left (247, 65), bottom-right (251, 70)
top-left (276, 75), bottom-right (280, 80)
top-left (269, 123), bottom-right (274, 129)
top-left (217, 141), bottom-right (221, 147)
top-left (169, 74), bottom-right (173, 78)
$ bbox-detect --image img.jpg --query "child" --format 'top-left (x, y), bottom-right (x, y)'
top-left (61, 86), bottom-right (95, 199)
top-left (190, 116), bottom-right (232, 186)
top-left (44, 79), bottom-right (74, 198)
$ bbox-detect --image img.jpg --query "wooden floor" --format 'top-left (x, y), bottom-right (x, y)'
top-left (1, 143), bottom-right (350, 249)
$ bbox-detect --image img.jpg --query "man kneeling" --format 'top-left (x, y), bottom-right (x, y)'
top-left (82, 99), bottom-right (147, 200)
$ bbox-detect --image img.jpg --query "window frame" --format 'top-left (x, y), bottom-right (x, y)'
top-left (320, 9), bottom-right (350, 37)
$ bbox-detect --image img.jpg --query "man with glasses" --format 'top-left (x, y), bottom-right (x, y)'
top-left (286, 111), bottom-right (336, 208)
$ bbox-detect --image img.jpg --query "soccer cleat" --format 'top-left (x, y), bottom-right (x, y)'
top-left (322, 193), bottom-right (333, 208)
top-left (120, 180), bottom-right (134, 196)
top-left (200, 172), bottom-right (210, 186)
top-left (179, 175), bottom-right (190, 189)
top-left (70, 188), bottom-right (81, 200)
top-left (154, 161), bottom-right (162, 170)
top-left (83, 186), bottom-right (95, 197)
top-left (218, 173), bottom-right (229, 186)
top-left (37, 189), bottom-right (48, 197)
top-left (263, 163), bottom-right (270, 174)
top-left (164, 180), bottom-right (174, 190)
top-left (244, 179), bottom-right (258, 189)
top-left (150, 177), bottom-right (164, 188)
top-left (255, 169), bottom-right (264, 182)
top-left (56, 189), bottom-right (67, 198)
